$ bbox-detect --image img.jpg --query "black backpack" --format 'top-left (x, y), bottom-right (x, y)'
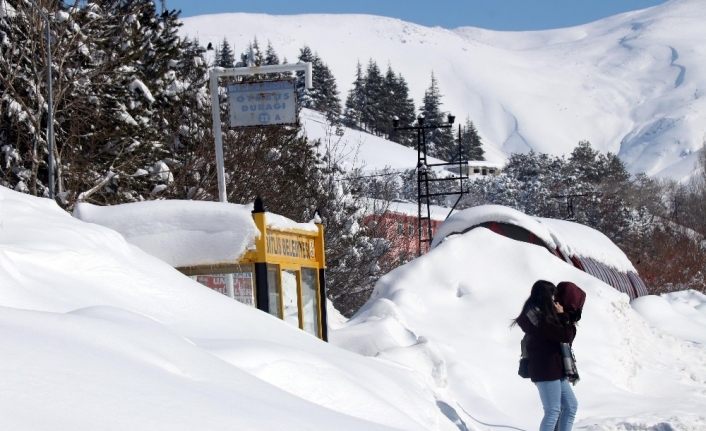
top-left (518, 334), bottom-right (530, 378)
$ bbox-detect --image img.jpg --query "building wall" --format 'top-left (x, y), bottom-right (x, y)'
top-left (364, 212), bottom-right (443, 263)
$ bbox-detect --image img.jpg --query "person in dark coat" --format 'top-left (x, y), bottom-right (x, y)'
top-left (515, 280), bottom-right (578, 431)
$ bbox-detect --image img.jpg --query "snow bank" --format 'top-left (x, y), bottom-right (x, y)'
top-left (336, 225), bottom-right (706, 429)
top-left (73, 200), bottom-right (258, 268)
top-left (1, 186), bottom-right (454, 430)
top-left (632, 290), bottom-right (706, 344)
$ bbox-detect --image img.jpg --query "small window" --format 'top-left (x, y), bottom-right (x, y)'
top-left (397, 222), bottom-right (404, 234)
top-left (489, 169), bottom-right (496, 174)
top-left (482, 168), bottom-right (488, 175)
top-left (266, 264), bottom-right (282, 318)
top-left (281, 269), bottom-right (300, 329)
top-left (301, 268), bottom-right (320, 337)
top-left (473, 168), bottom-right (480, 174)
top-left (408, 224), bottom-right (414, 236)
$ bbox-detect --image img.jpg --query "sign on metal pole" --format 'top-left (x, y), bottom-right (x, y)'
top-left (228, 80), bottom-right (297, 127)
top-left (209, 62), bottom-right (312, 203)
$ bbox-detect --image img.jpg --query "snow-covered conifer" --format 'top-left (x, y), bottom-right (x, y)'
top-left (460, 118), bottom-right (485, 161)
top-left (419, 72), bottom-right (455, 160)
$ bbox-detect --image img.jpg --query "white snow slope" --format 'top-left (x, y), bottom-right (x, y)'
top-left (181, 0), bottom-right (706, 181)
top-left (301, 108), bottom-right (458, 174)
top-left (0, 187), bottom-right (457, 431)
top-left (335, 224), bottom-right (706, 429)
top-left (2, 187), bottom-right (706, 429)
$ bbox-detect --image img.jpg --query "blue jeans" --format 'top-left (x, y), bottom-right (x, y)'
top-left (535, 379), bottom-right (578, 431)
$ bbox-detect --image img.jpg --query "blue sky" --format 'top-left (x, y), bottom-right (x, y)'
top-left (169, 0), bottom-right (667, 31)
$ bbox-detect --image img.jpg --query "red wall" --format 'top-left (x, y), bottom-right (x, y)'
top-left (363, 212), bottom-right (442, 263)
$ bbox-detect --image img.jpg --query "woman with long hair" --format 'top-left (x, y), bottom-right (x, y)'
top-left (515, 280), bottom-right (578, 431)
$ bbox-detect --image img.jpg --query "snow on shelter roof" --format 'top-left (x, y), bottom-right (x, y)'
top-left (432, 205), bottom-right (635, 273)
top-left (74, 200), bottom-right (299, 269)
top-left (73, 200), bottom-right (258, 268)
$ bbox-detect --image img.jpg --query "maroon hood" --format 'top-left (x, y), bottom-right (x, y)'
top-left (557, 282), bottom-right (586, 321)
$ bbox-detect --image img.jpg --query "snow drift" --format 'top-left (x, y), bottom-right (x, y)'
top-left (2, 186), bottom-right (706, 429)
top-left (336, 217), bottom-right (706, 429)
top-left (0, 186), bottom-right (455, 431)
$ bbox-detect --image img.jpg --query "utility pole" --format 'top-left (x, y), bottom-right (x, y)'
top-left (29, 0), bottom-right (55, 199)
top-left (393, 114), bottom-right (468, 256)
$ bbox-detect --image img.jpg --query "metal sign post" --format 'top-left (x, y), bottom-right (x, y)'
top-left (208, 63), bottom-right (313, 203)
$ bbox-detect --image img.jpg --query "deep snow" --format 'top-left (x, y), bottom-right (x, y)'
top-left (0, 187), bottom-right (453, 431)
top-left (181, 0), bottom-right (706, 181)
top-left (2, 186), bottom-right (705, 430)
top-left (337, 223), bottom-right (706, 429)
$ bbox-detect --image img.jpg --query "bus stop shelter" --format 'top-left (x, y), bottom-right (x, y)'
top-left (73, 198), bottom-right (328, 340)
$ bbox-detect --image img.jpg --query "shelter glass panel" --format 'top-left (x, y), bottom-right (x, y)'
top-left (191, 264), bottom-right (254, 306)
top-left (282, 269), bottom-right (301, 328)
top-left (267, 264), bottom-right (282, 318)
top-left (301, 268), bottom-right (320, 337)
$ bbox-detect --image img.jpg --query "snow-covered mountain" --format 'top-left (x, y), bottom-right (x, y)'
top-left (180, 0), bottom-right (706, 181)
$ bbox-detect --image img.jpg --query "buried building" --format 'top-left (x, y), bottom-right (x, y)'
top-left (73, 198), bottom-right (328, 340)
top-left (431, 205), bottom-right (649, 300)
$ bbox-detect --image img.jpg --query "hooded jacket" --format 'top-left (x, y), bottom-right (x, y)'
top-left (517, 307), bottom-right (576, 382)
top-left (556, 281), bottom-right (586, 322)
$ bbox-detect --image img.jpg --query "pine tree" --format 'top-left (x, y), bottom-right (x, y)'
top-left (263, 40), bottom-right (285, 79)
top-left (390, 72), bottom-right (417, 147)
top-left (460, 118), bottom-right (485, 161)
top-left (264, 40), bottom-right (279, 66)
top-left (295, 46), bottom-right (315, 108)
top-left (377, 65), bottom-right (398, 139)
top-left (216, 38), bottom-right (235, 67)
top-left (296, 46), bottom-right (341, 123)
top-left (419, 72), bottom-right (455, 159)
top-left (343, 61), bottom-right (365, 129)
top-left (361, 59), bottom-right (384, 134)
top-left (239, 37), bottom-right (264, 67)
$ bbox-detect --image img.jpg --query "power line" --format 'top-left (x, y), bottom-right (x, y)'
top-left (332, 170), bottom-right (408, 182)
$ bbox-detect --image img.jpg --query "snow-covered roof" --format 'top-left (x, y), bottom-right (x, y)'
top-left (536, 217), bottom-right (635, 273)
top-left (432, 204), bottom-right (635, 272)
top-left (265, 212), bottom-right (319, 233)
top-left (73, 200), bottom-right (319, 268)
top-left (73, 200), bottom-right (260, 268)
top-left (467, 160), bottom-right (504, 169)
top-left (431, 205), bottom-right (557, 250)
